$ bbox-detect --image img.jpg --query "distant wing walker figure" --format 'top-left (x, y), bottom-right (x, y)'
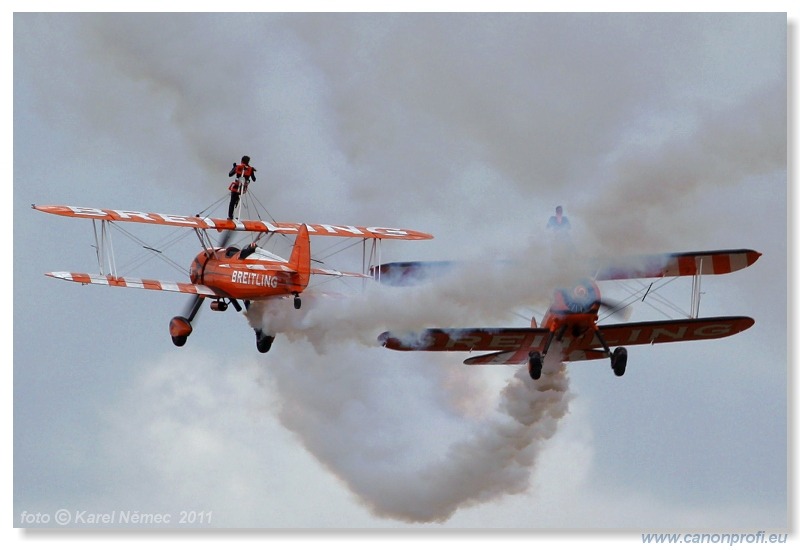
top-left (34, 204), bottom-right (433, 353)
top-left (546, 205), bottom-right (571, 234)
top-left (378, 249), bottom-right (760, 380)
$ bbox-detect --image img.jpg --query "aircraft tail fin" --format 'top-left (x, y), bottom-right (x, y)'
top-left (289, 224), bottom-right (311, 289)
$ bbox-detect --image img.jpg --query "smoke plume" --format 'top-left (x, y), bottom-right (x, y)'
top-left (261, 330), bottom-right (571, 523)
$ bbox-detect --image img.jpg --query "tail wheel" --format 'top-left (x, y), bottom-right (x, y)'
top-left (293, 293), bottom-right (302, 310)
top-left (528, 351), bottom-right (543, 380)
top-left (210, 300), bottom-right (228, 312)
top-left (171, 335), bottom-right (188, 347)
top-left (611, 347), bottom-right (628, 377)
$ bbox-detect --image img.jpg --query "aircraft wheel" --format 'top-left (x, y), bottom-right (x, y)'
top-left (293, 294), bottom-right (301, 310)
top-left (255, 330), bottom-right (275, 353)
top-left (171, 335), bottom-right (187, 347)
top-left (528, 351), bottom-right (543, 380)
top-left (169, 316), bottom-right (192, 347)
top-left (611, 347), bottom-right (627, 377)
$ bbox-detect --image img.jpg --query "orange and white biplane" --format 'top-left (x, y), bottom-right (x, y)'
top-left (34, 204), bottom-right (432, 352)
top-left (377, 249), bottom-right (760, 378)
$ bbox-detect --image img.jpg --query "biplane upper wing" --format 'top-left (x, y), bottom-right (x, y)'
top-left (46, 272), bottom-right (221, 297)
top-left (372, 249), bottom-right (761, 286)
top-left (33, 205), bottom-right (433, 240)
top-left (592, 249), bottom-right (761, 280)
top-left (380, 316), bottom-right (755, 365)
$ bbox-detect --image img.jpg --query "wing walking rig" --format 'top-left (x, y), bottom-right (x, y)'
top-left (34, 204), bottom-right (433, 352)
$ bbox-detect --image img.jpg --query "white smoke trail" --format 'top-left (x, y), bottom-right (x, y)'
top-left (263, 333), bottom-right (571, 523)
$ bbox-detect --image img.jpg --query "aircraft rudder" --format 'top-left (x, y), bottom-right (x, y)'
top-left (289, 223), bottom-right (311, 288)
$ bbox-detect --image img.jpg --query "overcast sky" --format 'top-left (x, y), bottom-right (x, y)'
top-left (11, 7), bottom-right (790, 539)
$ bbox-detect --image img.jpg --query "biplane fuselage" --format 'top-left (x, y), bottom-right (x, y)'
top-left (189, 248), bottom-right (307, 301)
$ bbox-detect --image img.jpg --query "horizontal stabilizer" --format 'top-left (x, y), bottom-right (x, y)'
top-left (46, 272), bottom-right (220, 297)
top-left (311, 267), bottom-right (370, 278)
top-left (33, 204), bottom-right (433, 240)
top-left (463, 351), bottom-right (529, 365)
top-left (371, 261), bottom-right (457, 285)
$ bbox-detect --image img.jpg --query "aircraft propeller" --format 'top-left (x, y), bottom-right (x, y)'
top-left (598, 297), bottom-right (632, 320)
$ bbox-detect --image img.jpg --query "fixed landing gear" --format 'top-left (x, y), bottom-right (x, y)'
top-left (169, 296), bottom-right (204, 347)
top-left (255, 329), bottom-right (275, 353)
top-left (594, 329), bottom-right (628, 377)
top-left (293, 292), bottom-right (301, 310)
top-left (611, 347), bottom-right (627, 377)
top-left (525, 326), bottom-right (629, 379)
top-left (528, 328), bottom-right (557, 380)
top-left (528, 351), bottom-right (543, 380)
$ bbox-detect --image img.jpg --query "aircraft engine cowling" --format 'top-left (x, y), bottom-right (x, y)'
top-left (554, 279), bottom-right (601, 314)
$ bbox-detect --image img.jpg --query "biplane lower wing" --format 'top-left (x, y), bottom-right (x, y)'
top-left (47, 267), bottom-right (365, 292)
top-left (380, 328), bottom-right (551, 353)
top-left (46, 272), bottom-right (221, 297)
top-left (32, 205), bottom-right (433, 240)
top-left (380, 316), bottom-right (755, 365)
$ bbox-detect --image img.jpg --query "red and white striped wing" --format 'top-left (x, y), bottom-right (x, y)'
top-left (33, 205), bottom-right (433, 240)
top-left (46, 272), bottom-right (220, 297)
top-left (594, 249), bottom-right (761, 280)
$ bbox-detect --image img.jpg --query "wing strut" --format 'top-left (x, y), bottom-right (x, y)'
top-left (363, 237), bottom-right (382, 285)
top-left (690, 258), bottom-right (703, 318)
top-left (92, 219), bottom-right (118, 277)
